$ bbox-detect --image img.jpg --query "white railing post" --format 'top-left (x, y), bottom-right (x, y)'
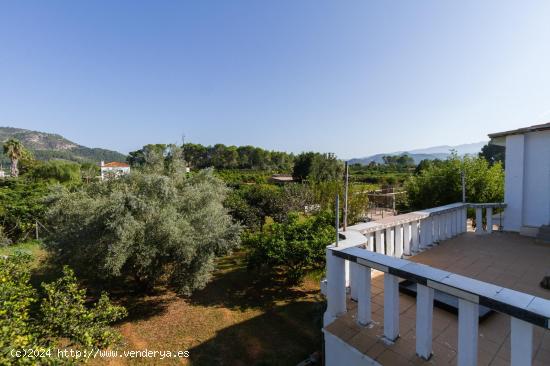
top-left (486, 207), bottom-right (493, 234)
top-left (386, 227), bottom-right (394, 256)
top-left (367, 233), bottom-right (374, 251)
top-left (462, 207), bottom-right (467, 233)
top-left (375, 230), bottom-right (384, 254)
top-left (423, 217), bottom-right (432, 248)
top-left (403, 223), bottom-right (412, 255)
top-left (324, 249), bottom-right (347, 326)
top-left (428, 216), bottom-right (434, 245)
top-left (475, 207), bottom-right (483, 234)
top-left (510, 317), bottom-right (533, 366)
top-left (433, 215), bottom-right (440, 243)
top-left (357, 265), bottom-right (372, 326)
top-left (350, 261), bottom-right (359, 301)
top-left (458, 299), bottom-right (479, 366)
top-left (455, 209), bottom-right (461, 235)
top-left (442, 214), bottom-right (449, 239)
top-left (449, 210), bottom-right (458, 238)
top-left (395, 224), bottom-right (403, 258)
top-left (383, 273), bottom-right (400, 342)
top-left (411, 221), bottom-right (419, 253)
top-left (416, 284), bottom-right (434, 360)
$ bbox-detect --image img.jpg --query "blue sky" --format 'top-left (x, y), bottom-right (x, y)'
top-left (1, 1), bottom-right (550, 158)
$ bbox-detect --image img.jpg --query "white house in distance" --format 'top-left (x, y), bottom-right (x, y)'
top-left (488, 122), bottom-right (550, 236)
top-left (100, 161), bottom-right (130, 180)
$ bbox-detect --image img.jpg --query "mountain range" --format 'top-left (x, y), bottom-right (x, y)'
top-left (0, 127), bottom-right (127, 163)
top-left (348, 141), bottom-right (487, 165)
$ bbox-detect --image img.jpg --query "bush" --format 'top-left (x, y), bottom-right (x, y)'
top-left (0, 254), bottom-right (125, 365)
top-left (405, 154), bottom-right (504, 210)
top-left (246, 212), bottom-right (335, 284)
top-left (41, 266), bottom-right (127, 348)
top-left (46, 169), bottom-right (241, 295)
top-left (0, 225), bottom-right (12, 246)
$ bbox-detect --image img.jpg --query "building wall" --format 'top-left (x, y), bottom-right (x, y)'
top-left (504, 135), bottom-right (525, 232)
top-left (504, 130), bottom-right (550, 232)
top-left (522, 130), bottom-right (550, 228)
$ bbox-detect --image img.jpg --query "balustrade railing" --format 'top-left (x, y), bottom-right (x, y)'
top-left (324, 245), bottom-right (550, 366)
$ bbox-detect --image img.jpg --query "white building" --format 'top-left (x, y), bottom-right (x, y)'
top-left (489, 122), bottom-right (550, 236)
top-left (100, 161), bottom-right (131, 180)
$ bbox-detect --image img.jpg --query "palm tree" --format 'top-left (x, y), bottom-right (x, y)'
top-left (3, 139), bottom-right (24, 177)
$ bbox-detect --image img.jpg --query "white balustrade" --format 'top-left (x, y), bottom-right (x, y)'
top-left (383, 273), bottom-right (400, 342)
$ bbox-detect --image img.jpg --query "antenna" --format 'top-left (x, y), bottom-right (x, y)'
top-left (335, 194), bottom-right (340, 247)
top-left (343, 161), bottom-right (349, 231)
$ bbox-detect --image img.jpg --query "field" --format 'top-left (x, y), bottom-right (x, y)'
top-left (5, 242), bottom-right (325, 366)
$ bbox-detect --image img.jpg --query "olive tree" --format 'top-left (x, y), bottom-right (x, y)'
top-left (46, 169), bottom-right (241, 295)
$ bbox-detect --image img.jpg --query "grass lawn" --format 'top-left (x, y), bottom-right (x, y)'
top-left (93, 252), bottom-right (325, 366)
top-left (2, 242), bottom-right (325, 365)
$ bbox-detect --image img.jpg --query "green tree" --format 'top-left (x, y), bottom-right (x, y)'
top-left (246, 211), bottom-right (334, 284)
top-left (0, 254), bottom-right (125, 365)
top-left (45, 169), bottom-right (241, 294)
top-left (29, 160), bottom-right (82, 185)
top-left (479, 143), bottom-right (505, 166)
top-left (3, 139), bottom-right (29, 177)
top-left (405, 155), bottom-right (504, 210)
top-left (293, 152), bottom-right (343, 182)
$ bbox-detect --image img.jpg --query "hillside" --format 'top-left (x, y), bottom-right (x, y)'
top-left (348, 141), bottom-right (487, 165)
top-left (0, 127), bottom-right (127, 163)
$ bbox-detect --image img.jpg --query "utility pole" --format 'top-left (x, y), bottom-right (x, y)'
top-left (343, 162), bottom-right (349, 231)
top-left (335, 194), bottom-right (339, 247)
top-left (461, 170), bottom-right (466, 203)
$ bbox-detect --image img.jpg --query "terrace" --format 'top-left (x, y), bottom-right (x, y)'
top-left (321, 203), bottom-right (550, 366)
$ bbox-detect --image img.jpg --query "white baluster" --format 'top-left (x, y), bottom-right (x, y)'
top-left (383, 273), bottom-right (400, 342)
top-left (510, 317), bottom-right (533, 366)
top-left (462, 207), bottom-right (467, 233)
top-left (357, 265), bottom-right (372, 326)
top-left (403, 223), bottom-right (412, 255)
top-left (486, 207), bottom-right (493, 234)
top-left (457, 299), bottom-right (479, 366)
top-left (323, 249), bottom-right (347, 326)
top-left (411, 221), bottom-right (419, 253)
top-left (475, 207), bottom-right (483, 234)
top-left (416, 284), bottom-right (434, 360)
top-left (451, 210), bottom-right (457, 237)
top-left (375, 230), bottom-right (384, 254)
top-left (433, 215), bottom-right (440, 243)
top-left (386, 227), bottom-right (394, 256)
top-left (367, 233), bottom-right (374, 251)
top-left (395, 224), bottom-right (403, 258)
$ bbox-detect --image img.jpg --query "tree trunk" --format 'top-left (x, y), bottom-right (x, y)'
top-left (10, 158), bottom-right (19, 177)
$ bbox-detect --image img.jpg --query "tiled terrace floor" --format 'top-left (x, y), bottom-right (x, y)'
top-left (325, 231), bottom-right (550, 365)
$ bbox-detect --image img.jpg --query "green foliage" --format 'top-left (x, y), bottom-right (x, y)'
top-left (405, 155), bottom-right (504, 210)
top-left (0, 179), bottom-right (49, 242)
top-left (3, 138), bottom-right (32, 177)
top-left (479, 143), bottom-right (505, 166)
top-left (29, 160), bottom-right (82, 185)
top-left (45, 169), bottom-right (241, 295)
top-left (41, 266), bottom-right (127, 348)
top-left (127, 143), bottom-right (187, 174)
top-left (0, 254), bottom-right (125, 365)
top-left (183, 143), bottom-right (294, 171)
top-left (0, 253), bottom-right (37, 364)
top-left (246, 212), bottom-right (335, 284)
top-left (0, 225), bottom-right (12, 246)
top-left (292, 152), bottom-right (343, 183)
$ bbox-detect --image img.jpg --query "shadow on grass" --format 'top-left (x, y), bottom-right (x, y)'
top-left (188, 300), bottom-right (324, 366)
top-left (189, 252), bottom-right (320, 311)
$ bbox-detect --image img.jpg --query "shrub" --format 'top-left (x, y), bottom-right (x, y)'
top-left (46, 169), bottom-right (241, 295)
top-left (41, 266), bottom-right (127, 348)
top-left (0, 254), bottom-right (125, 365)
top-left (246, 212), bottom-right (335, 284)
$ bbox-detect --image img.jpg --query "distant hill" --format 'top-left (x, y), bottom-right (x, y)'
top-left (0, 127), bottom-right (127, 163)
top-left (348, 141), bottom-right (487, 165)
